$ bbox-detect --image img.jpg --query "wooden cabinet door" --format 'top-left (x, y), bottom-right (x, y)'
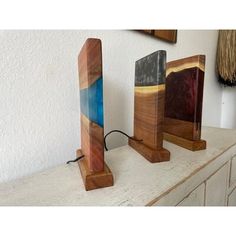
top-left (177, 183), bottom-right (205, 206)
top-left (230, 155), bottom-right (236, 187)
top-left (205, 164), bottom-right (229, 206)
top-left (228, 187), bottom-right (236, 206)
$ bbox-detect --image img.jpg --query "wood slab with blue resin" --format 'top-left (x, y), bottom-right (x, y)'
top-left (129, 50), bottom-right (170, 163)
top-left (163, 55), bottom-right (206, 151)
top-left (77, 38), bottom-right (113, 190)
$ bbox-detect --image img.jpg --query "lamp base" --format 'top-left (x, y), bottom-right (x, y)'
top-left (77, 149), bottom-right (114, 191)
top-left (163, 132), bottom-right (206, 151)
top-left (128, 138), bottom-right (170, 163)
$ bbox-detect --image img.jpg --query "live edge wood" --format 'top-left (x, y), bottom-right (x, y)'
top-left (163, 132), bottom-right (206, 151)
top-left (130, 50), bottom-right (170, 162)
top-left (77, 149), bottom-right (114, 191)
top-left (129, 138), bottom-right (170, 163)
top-left (164, 55), bottom-right (206, 151)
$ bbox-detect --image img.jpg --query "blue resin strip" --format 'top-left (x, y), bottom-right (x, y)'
top-left (80, 77), bottom-right (104, 127)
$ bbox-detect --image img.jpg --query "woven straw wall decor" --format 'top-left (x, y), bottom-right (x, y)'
top-left (216, 30), bottom-right (236, 86)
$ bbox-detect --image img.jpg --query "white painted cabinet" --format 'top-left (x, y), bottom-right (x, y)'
top-left (177, 183), bottom-right (205, 206)
top-left (230, 156), bottom-right (236, 187)
top-left (227, 155), bottom-right (236, 206)
top-left (175, 160), bottom-right (236, 206)
top-left (0, 127), bottom-right (235, 206)
top-left (228, 187), bottom-right (236, 206)
top-left (205, 164), bottom-right (229, 206)
top-left (176, 163), bottom-right (232, 206)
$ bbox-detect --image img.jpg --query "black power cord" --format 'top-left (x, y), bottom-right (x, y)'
top-left (104, 130), bottom-right (143, 151)
top-left (66, 155), bottom-right (84, 164)
top-left (67, 130), bottom-right (142, 163)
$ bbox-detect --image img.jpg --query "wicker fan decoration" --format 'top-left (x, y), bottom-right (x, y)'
top-left (216, 30), bottom-right (236, 86)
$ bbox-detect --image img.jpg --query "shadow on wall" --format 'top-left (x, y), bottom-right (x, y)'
top-left (103, 75), bottom-right (132, 150)
top-left (221, 87), bottom-right (236, 129)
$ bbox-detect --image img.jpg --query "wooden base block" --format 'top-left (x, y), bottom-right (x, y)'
top-left (128, 138), bottom-right (170, 163)
top-left (163, 132), bottom-right (206, 151)
top-left (78, 157), bottom-right (114, 191)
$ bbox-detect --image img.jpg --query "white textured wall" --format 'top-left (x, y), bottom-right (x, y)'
top-left (221, 87), bottom-right (236, 129)
top-left (0, 30), bottom-right (221, 183)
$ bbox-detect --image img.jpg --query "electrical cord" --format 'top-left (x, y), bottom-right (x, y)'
top-left (104, 129), bottom-right (143, 151)
top-left (67, 130), bottom-right (142, 162)
top-left (66, 155), bottom-right (84, 164)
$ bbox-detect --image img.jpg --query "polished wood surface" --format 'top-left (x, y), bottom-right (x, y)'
top-left (78, 150), bottom-right (113, 191)
top-left (166, 55), bottom-right (205, 76)
top-left (163, 132), bottom-right (206, 151)
top-left (154, 30), bottom-right (177, 43)
top-left (78, 38), bottom-right (104, 173)
top-left (80, 114), bottom-right (104, 172)
top-left (164, 55), bottom-right (206, 149)
top-left (134, 85), bottom-right (165, 149)
top-left (164, 117), bottom-right (200, 140)
top-left (139, 30), bottom-right (177, 43)
top-left (77, 38), bottom-right (114, 190)
top-left (129, 138), bottom-right (170, 162)
top-left (78, 38), bottom-right (103, 90)
top-left (130, 50), bottom-right (170, 162)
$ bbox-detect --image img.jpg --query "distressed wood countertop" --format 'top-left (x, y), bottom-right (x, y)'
top-left (0, 127), bottom-right (236, 206)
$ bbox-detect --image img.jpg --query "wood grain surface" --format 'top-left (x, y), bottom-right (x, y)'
top-left (78, 38), bottom-right (104, 173)
top-left (164, 55), bottom-right (205, 141)
top-left (129, 138), bottom-right (170, 162)
top-left (139, 30), bottom-right (177, 43)
top-left (130, 50), bottom-right (170, 162)
top-left (78, 38), bottom-right (103, 90)
top-left (163, 132), bottom-right (206, 151)
top-left (164, 117), bottom-right (200, 141)
top-left (78, 153), bottom-right (113, 191)
top-left (166, 55), bottom-right (205, 76)
top-left (80, 114), bottom-right (104, 172)
top-left (134, 85), bottom-right (165, 149)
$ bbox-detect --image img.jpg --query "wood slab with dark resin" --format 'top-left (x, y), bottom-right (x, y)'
top-left (129, 50), bottom-right (170, 162)
top-left (163, 55), bottom-right (206, 151)
top-left (77, 38), bottom-right (113, 190)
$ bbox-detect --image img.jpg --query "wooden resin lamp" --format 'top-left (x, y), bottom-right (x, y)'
top-left (129, 50), bottom-right (170, 163)
top-left (163, 55), bottom-right (207, 151)
top-left (77, 38), bottom-right (113, 191)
